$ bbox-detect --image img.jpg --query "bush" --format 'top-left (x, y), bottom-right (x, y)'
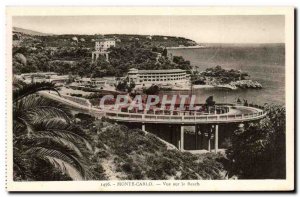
top-left (70, 93), bottom-right (83, 97)
top-left (226, 105), bottom-right (286, 179)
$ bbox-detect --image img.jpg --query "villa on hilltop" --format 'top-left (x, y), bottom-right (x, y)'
top-left (92, 38), bottom-right (116, 62)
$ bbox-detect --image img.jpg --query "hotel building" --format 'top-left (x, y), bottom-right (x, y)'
top-left (127, 68), bottom-right (190, 87)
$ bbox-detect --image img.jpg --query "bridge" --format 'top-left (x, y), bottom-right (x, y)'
top-left (99, 106), bottom-right (265, 124)
top-left (40, 91), bottom-right (267, 153)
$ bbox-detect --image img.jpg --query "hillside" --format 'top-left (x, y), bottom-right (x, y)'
top-left (12, 27), bottom-right (194, 77)
top-left (13, 27), bottom-right (52, 36)
top-left (77, 115), bottom-right (226, 180)
top-left (12, 27), bottom-right (197, 48)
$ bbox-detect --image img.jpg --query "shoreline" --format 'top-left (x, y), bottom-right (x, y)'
top-left (166, 45), bottom-right (206, 50)
top-left (161, 84), bottom-right (236, 91)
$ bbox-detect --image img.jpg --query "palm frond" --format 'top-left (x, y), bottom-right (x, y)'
top-left (39, 133), bottom-right (83, 157)
top-left (14, 95), bottom-right (72, 126)
top-left (25, 147), bottom-right (86, 180)
top-left (40, 129), bottom-right (93, 151)
top-left (27, 117), bottom-right (92, 151)
top-left (13, 82), bottom-right (60, 103)
top-left (13, 81), bottom-right (94, 181)
top-left (46, 157), bottom-right (83, 180)
top-left (19, 133), bottom-right (84, 159)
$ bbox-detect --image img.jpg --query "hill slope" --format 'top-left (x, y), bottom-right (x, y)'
top-left (13, 27), bottom-right (52, 36)
top-left (81, 117), bottom-right (226, 180)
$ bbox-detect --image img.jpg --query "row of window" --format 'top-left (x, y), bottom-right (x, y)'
top-left (128, 72), bottom-right (186, 75)
top-left (139, 74), bottom-right (186, 78)
top-left (96, 41), bottom-right (115, 45)
top-left (139, 78), bottom-right (186, 82)
top-left (96, 44), bottom-right (114, 47)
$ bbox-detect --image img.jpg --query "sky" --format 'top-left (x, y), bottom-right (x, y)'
top-left (13, 15), bottom-right (285, 43)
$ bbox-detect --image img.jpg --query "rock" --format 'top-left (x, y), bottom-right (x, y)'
top-left (230, 80), bottom-right (262, 89)
top-left (14, 53), bottom-right (27, 65)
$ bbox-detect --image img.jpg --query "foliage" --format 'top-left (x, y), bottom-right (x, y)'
top-left (52, 47), bottom-right (90, 60)
top-left (115, 77), bottom-right (136, 93)
top-left (225, 105), bottom-right (286, 179)
top-left (13, 82), bottom-right (94, 181)
top-left (88, 120), bottom-right (225, 180)
top-left (143, 85), bottom-right (160, 95)
top-left (70, 93), bottom-right (83, 97)
top-left (12, 81), bottom-right (225, 181)
top-left (13, 82), bottom-right (59, 102)
top-left (172, 56), bottom-right (191, 70)
top-left (198, 65), bottom-right (249, 84)
top-left (205, 96), bottom-right (215, 106)
top-left (13, 33), bottom-right (193, 77)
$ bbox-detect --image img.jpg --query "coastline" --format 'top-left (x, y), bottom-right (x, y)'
top-left (166, 45), bottom-right (206, 50)
top-left (162, 84), bottom-right (237, 91)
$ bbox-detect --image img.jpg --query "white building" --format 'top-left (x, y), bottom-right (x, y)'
top-left (95, 38), bottom-right (116, 52)
top-left (127, 68), bottom-right (190, 87)
top-left (92, 38), bottom-right (116, 62)
top-left (18, 72), bottom-right (69, 85)
top-left (71, 77), bottom-right (116, 91)
top-left (74, 78), bottom-right (107, 87)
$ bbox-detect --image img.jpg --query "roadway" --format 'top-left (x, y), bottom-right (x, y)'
top-left (39, 91), bottom-right (267, 125)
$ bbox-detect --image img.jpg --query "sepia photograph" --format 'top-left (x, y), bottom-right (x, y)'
top-left (6, 7), bottom-right (294, 191)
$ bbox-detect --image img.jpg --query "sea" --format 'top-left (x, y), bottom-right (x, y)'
top-left (167, 43), bottom-right (285, 106)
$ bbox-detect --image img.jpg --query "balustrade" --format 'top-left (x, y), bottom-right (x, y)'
top-left (51, 92), bottom-right (266, 123)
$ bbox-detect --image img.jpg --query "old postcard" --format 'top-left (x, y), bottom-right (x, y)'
top-left (6, 7), bottom-right (294, 191)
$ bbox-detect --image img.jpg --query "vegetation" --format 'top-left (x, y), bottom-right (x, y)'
top-left (13, 30), bottom-right (194, 77)
top-left (116, 79), bottom-right (135, 93)
top-left (13, 82), bottom-right (94, 181)
top-left (205, 96), bottom-right (216, 107)
top-left (12, 29), bottom-right (286, 180)
top-left (84, 118), bottom-right (226, 180)
top-left (70, 93), bottom-right (83, 97)
top-left (192, 65), bottom-right (249, 85)
top-left (143, 85), bottom-right (160, 95)
top-left (12, 81), bottom-right (226, 181)
top-left (225, 105), bottom-right (286, 179)
top-left (13, 44), bottom-right (192, 78)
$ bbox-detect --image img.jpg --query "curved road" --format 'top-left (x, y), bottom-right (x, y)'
top-left (40, 91), bottom-right (267, 125)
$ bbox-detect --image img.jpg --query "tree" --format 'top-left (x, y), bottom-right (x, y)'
top-left (205, 96), bottom-right (216, 113)
top-left (162, 48), bottom-right (168, 57)
top-left (152, 46), bottom-right (158, 52)
top-left (205, 96), bottom-right (215, 106)
top-left (225, 105), bottom-right (286, 179)
top-left (172, 56), bottom-right (191, 70)
top-left (116, 80), bottom-right (128, 92)
top-left (143, 85), bottom-right (160, 95)
top-left (13, 82), bottom-right (93, 181)
top-left (128, 80), bottom-right (136, 93)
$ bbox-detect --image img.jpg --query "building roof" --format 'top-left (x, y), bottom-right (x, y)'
top-left (128, 69), bottom-right (186, 74)
top-left (20, 72), bottom-right (57, 76)
top-left (95, 38), bottom-right (115, 42)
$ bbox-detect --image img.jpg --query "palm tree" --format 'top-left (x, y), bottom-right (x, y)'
top-left (13, 81), bottom-right (93, 181)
